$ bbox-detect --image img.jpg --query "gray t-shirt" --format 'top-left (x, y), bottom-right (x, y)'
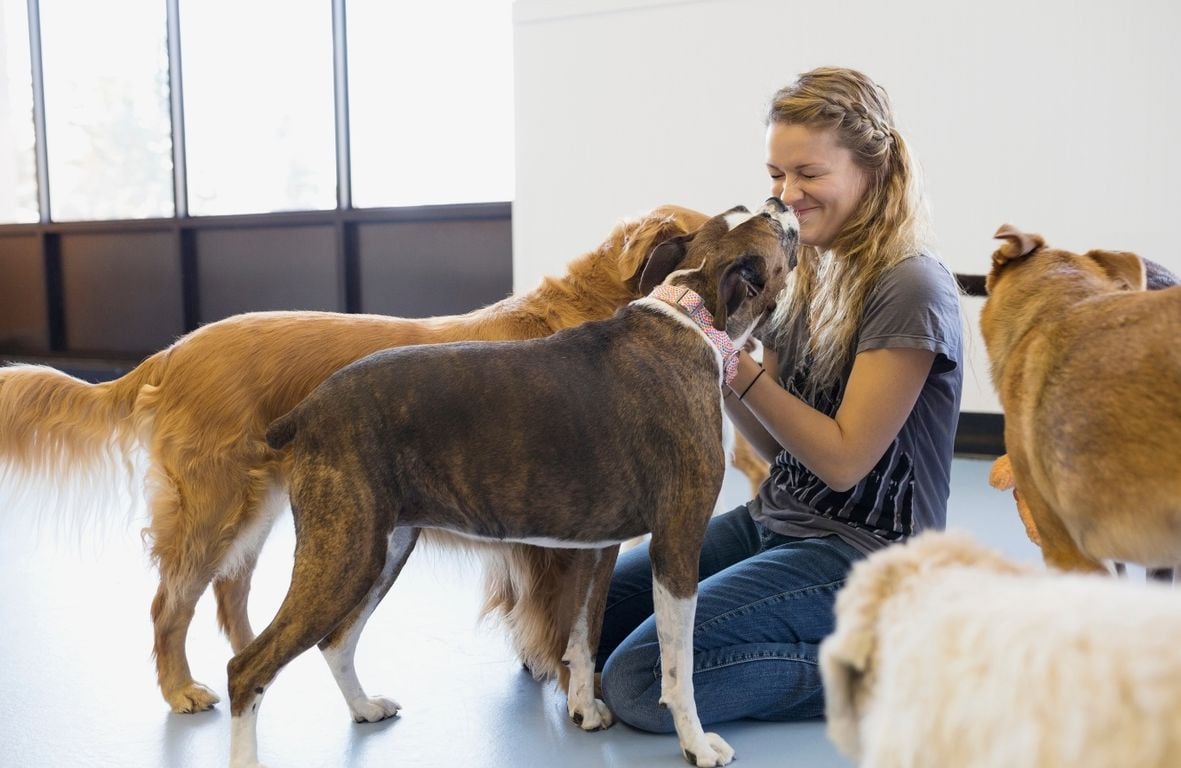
top-left (749, 253), bottom-right (964, 554)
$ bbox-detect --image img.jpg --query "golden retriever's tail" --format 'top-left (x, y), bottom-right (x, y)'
top-left (0, 353), bottom-right (168, 531)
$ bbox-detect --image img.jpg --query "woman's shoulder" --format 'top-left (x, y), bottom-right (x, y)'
top-left (872, 251), bottom-right (960, 306)
top-left (857, 250), bottom-right (964, 349)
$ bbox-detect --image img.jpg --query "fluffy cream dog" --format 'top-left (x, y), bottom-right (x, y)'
top-left (821, 531), bottom-right (1181, 768)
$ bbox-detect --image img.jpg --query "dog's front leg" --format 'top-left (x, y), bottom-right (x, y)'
top-left (651, 578), bottom-right (734, 766)
top-left (562, 546), bottom-right (619, 731)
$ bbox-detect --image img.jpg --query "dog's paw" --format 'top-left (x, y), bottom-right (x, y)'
top-left (167, 682), bottom-right (220, 713)
top-left (350, 695), bottom-right (401, 723)
top-left (569, 698), bottom-right (614, 731)
top-left (681, 732), bottom-right (735, 767)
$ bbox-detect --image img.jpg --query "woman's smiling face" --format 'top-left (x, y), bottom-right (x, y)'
top-left (765, 122), bottom-right (869, 251)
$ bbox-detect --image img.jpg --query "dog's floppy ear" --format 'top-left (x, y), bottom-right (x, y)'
top-left (818, 546), bottom-right (924, 760)
top-left (714, 259), bottom-right (749, 331)
top-left (820, 553), bottom-right (897, 762)
top-left (638, 234), bottom-right (690, 295)
top-left (713, 255), bottom-right (774, 332)
top-left (991, 224), bottom-right (1045, 268)
top-left (1084, 249), bottom-right (1147, 292)
top-left (618, 205), bottom-right (709, 294)
top-left (819, 635), bottom-right (866, 760)
top-left (987, 225), bottom-right (1046, 293)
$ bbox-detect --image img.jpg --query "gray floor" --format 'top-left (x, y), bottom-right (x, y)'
top-left (0, 458), bottom-right (1043, 768)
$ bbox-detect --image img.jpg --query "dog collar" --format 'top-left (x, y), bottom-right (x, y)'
top-left (648, 284), bottom-right (740, 385)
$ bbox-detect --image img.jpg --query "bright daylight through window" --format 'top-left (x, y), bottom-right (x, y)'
top-left (0, 0), bottom-right (514, 223)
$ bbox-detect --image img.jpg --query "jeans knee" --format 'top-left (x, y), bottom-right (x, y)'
top-left (600, 649), bottom-right (675, 734)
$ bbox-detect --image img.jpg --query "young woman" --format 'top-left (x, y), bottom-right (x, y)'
top-left (596, 66), bottom-right (964, 731)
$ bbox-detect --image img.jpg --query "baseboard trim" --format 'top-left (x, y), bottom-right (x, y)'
top-left (955, 411), bottom-right (1004, 458)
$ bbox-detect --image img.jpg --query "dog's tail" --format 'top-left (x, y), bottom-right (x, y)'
top-left (265, 410), bottom-right (300, 451)
top-left (0, 353), bottom-right (168, 530)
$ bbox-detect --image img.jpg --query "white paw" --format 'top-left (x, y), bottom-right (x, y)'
top-left (682, 732), bottom-right (735, 767)
top-left (350, 695), bottom-right (401, 723)
top-left (569, 698), bottom-right (614, 731)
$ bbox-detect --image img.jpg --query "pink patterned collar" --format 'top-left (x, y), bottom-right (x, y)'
top-left (648, 284), bottom-right (740, 385)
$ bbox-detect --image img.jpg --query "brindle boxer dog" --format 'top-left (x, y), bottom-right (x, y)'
top-left (225, 200), bottom-right (799, 768)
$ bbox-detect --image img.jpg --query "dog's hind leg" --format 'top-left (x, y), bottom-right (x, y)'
top-left (562, 546), bottom-right (620, 731)
top-left (148, 458), bottom-right (280, 712)
top-left (319, 525), bottom-right (420, 723)
top-left (213, 552), bottom-right (262, 654)
top-left (649, 527), bottom-right (735, 767)
top-left (1015, 478), bottom-right (1108, 575)
top-left (146, 464), bottom-right (222, 713)
top-left (213, 482), bottom-right (288, 653)
top-left (151, 575), bottom-right (221, 713)
top-left (227, 468), bottom-right (397, 768)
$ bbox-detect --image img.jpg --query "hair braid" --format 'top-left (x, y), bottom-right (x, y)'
top-left (763, 67), bottom-right (932, 398)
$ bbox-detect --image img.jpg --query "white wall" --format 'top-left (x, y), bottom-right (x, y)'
top-left (513, 0), bottom-right (1181, 414)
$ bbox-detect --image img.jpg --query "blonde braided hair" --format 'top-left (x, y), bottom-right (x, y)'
top-left (764, 67), bottom-right (931, 399)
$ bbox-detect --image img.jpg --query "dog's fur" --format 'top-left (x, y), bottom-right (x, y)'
top-left (821, 531), bottom-right (1181, 768)
top-left (0, 204), bottom-right (755, 714)
top-left (979, 226), bottom-right (1181, 573)
top-left (224, 201), bottom-right (799, 768)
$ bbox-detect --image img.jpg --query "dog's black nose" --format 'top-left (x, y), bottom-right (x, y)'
top-left (764, 197), bottom-right (787, 213)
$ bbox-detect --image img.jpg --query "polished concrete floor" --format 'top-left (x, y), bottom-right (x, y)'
top-left (0, 457), bottom-right (1043, 768)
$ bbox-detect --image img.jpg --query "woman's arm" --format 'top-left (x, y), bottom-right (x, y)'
top-left (723, 349), bottom-right (785, 463)
top-left (727, 346), bottom-right (935, 491)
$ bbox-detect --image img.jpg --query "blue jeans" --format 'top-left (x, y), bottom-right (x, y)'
top-left (596, 505), bottom-right (864, 733)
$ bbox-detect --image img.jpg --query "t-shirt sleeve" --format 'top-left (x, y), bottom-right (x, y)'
top-left (856, 254), bottom-right (964, 374)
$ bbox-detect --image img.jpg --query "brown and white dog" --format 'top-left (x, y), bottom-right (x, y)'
top-left (0, 204), bottom-right (762, 713)
top-left (225, 201), bottom-right (799, 768)
top-left (821, 531), bottom-right (1181, 768)
top-left (980, 225), bottom-right (1181, 574)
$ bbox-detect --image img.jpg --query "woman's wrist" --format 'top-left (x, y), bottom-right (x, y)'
top-left (728, 351), bottom-right (767, 400)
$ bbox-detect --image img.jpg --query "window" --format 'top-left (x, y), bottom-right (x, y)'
top-left (180, 0), bottom-right (336, 216)
top-left (347, 0), bottom-right (514, 207)
top-left (0, 0), bottom-right (39, 224)
top-left (40, 0), bottom-right (174, 221)
top-left (0, 0), bottom-right (515, 223)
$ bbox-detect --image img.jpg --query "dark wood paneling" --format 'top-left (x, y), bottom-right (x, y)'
top-left (358, 218), bottom-right (512, 317)
top-left (59, 231), bottom-right (184, 355)
top-left (195, 225), bottom-right (340, 323)
top-left (0, 235), bottom-right (49, 352)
